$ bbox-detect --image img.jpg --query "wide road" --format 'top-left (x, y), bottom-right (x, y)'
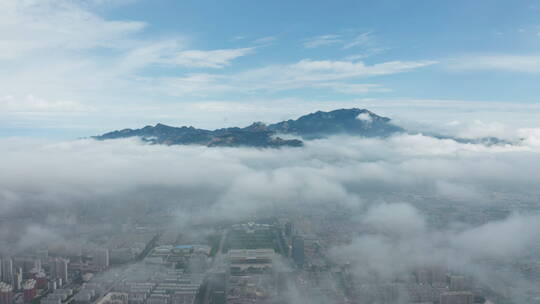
top-left (202, 229), bottom-right (229, 304)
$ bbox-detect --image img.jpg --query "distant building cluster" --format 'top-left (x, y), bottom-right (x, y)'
top-left (0, 204), bottom-right (527, 304)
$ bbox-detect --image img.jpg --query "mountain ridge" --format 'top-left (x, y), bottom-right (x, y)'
top-left (94, 108), bottom-right (403, 147)
top-left (94, 108), bottom-right (509, 148)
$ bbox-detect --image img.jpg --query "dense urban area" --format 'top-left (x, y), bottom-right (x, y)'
top-left (1, 194), bottom-right (539, 304)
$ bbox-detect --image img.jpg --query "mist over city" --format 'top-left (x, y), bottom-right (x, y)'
top-left (1, 1), bottom-right (540, 304)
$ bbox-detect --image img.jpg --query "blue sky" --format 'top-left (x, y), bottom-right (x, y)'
top-left (1, 0), bottom-right (540, 138)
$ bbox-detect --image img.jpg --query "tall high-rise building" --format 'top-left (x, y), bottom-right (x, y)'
top-left (94, 249), bottom-right (109, 269)
top-left (448, 275), bottom-right (467, 291)
top-left (0, 283), bottom-right (13, 304)
top-left (36, 249), bottom-right (48, 265)
top-left (1, 259), bottom-right (13, 285)
top-left (34, 271), bottom-right (47, 289)
top-left (440, 291), bottom-right (474, 304)
top-left (49, 258), bottom-right (69, 284)
top-left (13, 258), bottom-right (40, 274)
top-left (12, 271), bottom-right (21, 292)
top-left (22, 279), bottom-right (37, 303)
top-left (415, 269), bottom-right (429, 285)
top-left (291, 235), bottom-right (305, 268)
top-left (31, 259), bottom-right (41, 272)
top-left (284, 222), bottom-right (293, 237)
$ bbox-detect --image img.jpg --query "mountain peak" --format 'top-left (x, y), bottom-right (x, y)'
top-left (243, 121), bottom-right (268, 132)
top-left (267, 108), bottom-right (401, 139)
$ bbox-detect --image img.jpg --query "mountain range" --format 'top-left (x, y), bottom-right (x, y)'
top-left (95, 108), bottom-right (405, 147)
top-left (94, 108), bottom-right (506, 148)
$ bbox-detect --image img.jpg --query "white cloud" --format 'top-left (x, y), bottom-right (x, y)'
top-left (452, 120), bottom-right (511, 139)
top-left (356, 112), bottom-right (373, 123)
top-left (447, 54), bottom-right (540, 73)
top-left (119, 42), bottom-right (254, 70)
top-left (143, 74), bottom-right (234, 97)
top-left (0, 0), bottom-right (441, 132)
top-left (342, 31), bottom-right (373, 49)
top-left (0, 95), bottom-right (90, 112)
top-left (0, 0), bottom-right (261, 125)
top-left (231, 59), bottom-right (436, 92)
top-left (453, 214), bottom-right (540, 259)
top-left (238, 59), bottom-right (436, 91)
top-left (302, 31), bottom-right (376, 50)
top-left (231, 35), bottom-right (246, 41)
top-left (0, 0), bottom-right (145, 60)
top-left (289, 59), bottom-right (436, 78)
top-left (116, 39), bottom-right (186, 71)
top-left (252, 36), bottom-right (276, 45)
top-left (317, 83), bottom-right (390, 94)
top-left (87, 0), bottom-right (138, 6)
top-left (331, 201), bottom-right (540, 292)
top-left (518, 128), bottom-right (540, 148)
top-left (2, 131), bottom-right (540, 296)
top-left (140, 58), bottom-right (435, 97)
top-left (170, 48), bottom-right (254, 68)
top-left (435, 181), bottom-right (484, 202)
top-left (1, 131), bottom-right (539, 225)
top-left (1, 0), bottom-right (429, 123)
top-left (302, 34), bottom-right (342, 48)
top-left (363, 203), bottom-right (426, 237)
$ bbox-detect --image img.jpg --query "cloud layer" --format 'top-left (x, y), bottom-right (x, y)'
top-left (1, 128), bottom-right (540, 302)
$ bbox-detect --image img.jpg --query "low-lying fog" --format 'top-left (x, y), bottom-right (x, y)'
top-left (1, 126), bottom-right (540, 301)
